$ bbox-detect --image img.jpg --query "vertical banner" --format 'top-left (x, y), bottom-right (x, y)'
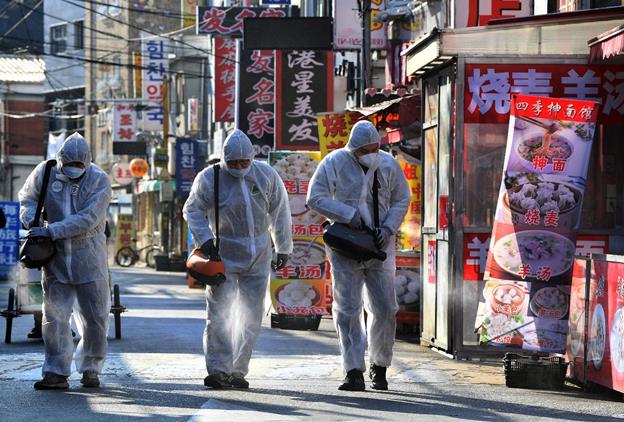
top-left (236, 45), bottom-right (275, 158)
top-left (396, 153), bottom-right (421, 252)
top-left (213, 38), bottom-right (237, 122)
top-left (142, 37), bottom-right (168, 132)
top-left (115, 214), bottom-right (135, 253)
top-left (477, 94), bottom-right (600, 352)
top-left (269, 151), bottom-right (331, 316)
top-left (275, 50), bottom-right (334, 150)
top-left (316, 110), bottom-right (362, 157)
top-left (112, 102), bottom-right (137, 142)
top-left (0, 202), bottom-right (19, 276)
top-left (175, 138), bottom-right (200, 197)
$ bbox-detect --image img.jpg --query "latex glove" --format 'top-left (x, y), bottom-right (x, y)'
top-left (199, 239), bottom-right (219, 259)
top-left (271, 253), bottom-right (289, 271)
top-left (374, 227), bottom-right (392, 250)
top-left (348, 209), bottom-right (362, 229)
top-left (27, 227), bottom-right (51, 238)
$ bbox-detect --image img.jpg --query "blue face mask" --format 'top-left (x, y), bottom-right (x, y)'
top-left (62, 166), bottom-right (86, 180)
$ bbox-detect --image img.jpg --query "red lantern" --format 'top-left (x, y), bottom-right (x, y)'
top-left (129, 158), bottom-right (148, 177)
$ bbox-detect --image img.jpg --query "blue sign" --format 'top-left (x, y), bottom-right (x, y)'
top-left (175, 138), bottom-right (200, 197)
top-left (0, 202), bottom-right (20, 275)
top-left (262, 0), bottom-right (291, 4)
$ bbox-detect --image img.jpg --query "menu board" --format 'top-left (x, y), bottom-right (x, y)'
top-left (269, 151), bottom-right (331, 316)
top-left (478, 94), bottom-right (600, 352)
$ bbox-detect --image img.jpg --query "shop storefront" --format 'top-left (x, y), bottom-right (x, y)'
top-left (403, 8), bottom-right (624, 357)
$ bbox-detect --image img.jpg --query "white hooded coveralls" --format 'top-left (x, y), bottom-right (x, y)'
top-left (183, 130), bottom-right (293, 377)
top-left (18, 133), bottom-right (112, 377)
top-left (306, 121), bottom-right (410, 373)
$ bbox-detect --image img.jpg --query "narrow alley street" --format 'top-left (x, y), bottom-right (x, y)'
top-left (0, 268), bottom-right (622, 421)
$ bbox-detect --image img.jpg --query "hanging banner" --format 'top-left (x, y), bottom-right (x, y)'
top-left (214, 38), bottom-right (237, 122)
top-left (275, 50), bottom-right (333, 151)
top-left (316, 110), bottom-right (362, 157)
top-left (465, 63), bottom-right (624, 125)
top-left (334, 0), bottom-right (387, 50)
top-left (269, 151), bottom-right (331, 316)
top-left (455, 0), bottom-right (531, 28)
top-left (236, 45), bottom-right (275, 158)
top-left (396, 153), bottom-right (421, 252)
top-left (112, 102), bottom-right (137, 142)
top-left (141, 37), bottom-right (169, 132)
top-left (0, 202), bottom-right (19, 276)
top-left (115, 214), bottom-right (135, 253)
top-left (477, 94), bottom-right (600, 353)
top-left (175, 138), bottom-right (200, 197)
top-left (196, 6), bottom-right (286, 37)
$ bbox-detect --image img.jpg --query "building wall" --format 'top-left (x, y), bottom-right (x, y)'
top-left (5, 99), bottom-right (45, 156)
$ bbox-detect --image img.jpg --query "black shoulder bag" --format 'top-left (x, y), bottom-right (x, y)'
top-left (20, 160), bottom-right (57, 269)
top-left (322, 170), bottom-right (387, 262)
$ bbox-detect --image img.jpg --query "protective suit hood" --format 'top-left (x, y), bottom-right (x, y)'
top-left (222, 129), bottom-right (255, 163)
top-left (56, 132), bottom-right (91, 167)
top-left (346, 121), bottom-right (380, 153)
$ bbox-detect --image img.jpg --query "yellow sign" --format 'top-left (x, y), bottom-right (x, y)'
top-left (115, 215), bottom-right (135, 253)
top-left (317, 111), bottom-right (362, 158)
top-left (397, 154), bottom-right (421, 252)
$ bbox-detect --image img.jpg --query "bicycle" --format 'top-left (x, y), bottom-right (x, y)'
top-left (115, 236), bottom-right (162, 268)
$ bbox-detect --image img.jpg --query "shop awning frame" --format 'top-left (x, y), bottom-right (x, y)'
top-left (589, 24), bottom-right (624, 64)
top-left (402, 10), bottom-right (624, 76)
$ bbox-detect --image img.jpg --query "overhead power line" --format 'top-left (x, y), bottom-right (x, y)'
top-left (0, 0), bottom-right (43, 44)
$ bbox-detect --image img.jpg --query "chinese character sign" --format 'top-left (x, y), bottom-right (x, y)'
top-left (112, 103), bottom-right (137, 142)
top-left (396, 153), bottom-right (421, 252)
top-left (236, 45), bottom-right (275, 158)
top-left (214, 38), bottom-right (237, 122)
top-left (316, 111), bottom-right (363, 158)
top-left (455, 0), bottom-right (531, 28)
top-left (0, 202), bottom-right (20, 271)
top-left (142, 37), bottom-right (169, 132)
top-left (465, 63), bottom-right (624, 124)
top-left (477, 94), bottom-right (599, 353)
top-left (275, 50), bottom-right (333, 150)
top-left (115, 214), bottom-right (135, 254)
top-left (175, 138), bottom-right (200, 197)
top-left (196, 6), bottom-right (286, 37)
top-left (269, 151), bottom-right (331, 316)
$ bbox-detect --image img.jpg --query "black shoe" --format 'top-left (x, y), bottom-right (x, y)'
top-left (34, 373), bottom-right (69, 390)
top-left (204, 372), bottom-right (232, 389)
top-left (369, 364), bottom-right (388, 390)
top-left (27, 327), bottom-right (42, 339)
top-left (338, 369), bottom-right (365, 391)
top-left (229, 374), bottom-right (249, 389)
top-left (80, 370), bottom-right (100, 388)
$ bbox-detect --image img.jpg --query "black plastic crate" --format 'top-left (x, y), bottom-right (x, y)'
top-left (270, 313), bottom-right (321, 331)
top-left (503, 353), bottom-right (567, 390)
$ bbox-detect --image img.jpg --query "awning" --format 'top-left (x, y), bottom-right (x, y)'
top-left (348, 95), bottom-right (421, 144)
top-left (137, 180), bottom-right (176, 193)
top-left (589, 25), bottom-right (624, 64)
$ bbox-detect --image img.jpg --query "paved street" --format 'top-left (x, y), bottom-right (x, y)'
top-left (0, 268), bottom-right (623, 421)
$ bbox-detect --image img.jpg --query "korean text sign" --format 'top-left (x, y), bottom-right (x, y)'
top-left (112, 103), bottom-right (137, 142)
top-left (0, 202), bottom-right (19, 270)
top-left (214, 38), bottom-right (236, 122)
top-left (465, 63), bottom-right (624, 125)
top-left (196, 6), bottom-right (286, 37)
top-left (477, 94), bottom-right (599, 353)
top-left (236, 45), bottom-right (275, 158)
top-left (275, 50), bottom-right (333, 151)
top-left (142, 37), bottom-right (168, 132)
top-left (269, 151), bottom-right (331, 316)
top-left (175, 138), bottom-right (200, 197)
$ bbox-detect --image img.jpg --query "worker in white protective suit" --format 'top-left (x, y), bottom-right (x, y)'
top-left (19, 133), bottom-right (112, 390)
top-left (183, 129), bottom-right (293, 389)
top-left (307, 121), bottom-right (410, 391)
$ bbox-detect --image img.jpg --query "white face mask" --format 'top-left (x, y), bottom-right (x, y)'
top-left (357, 152), bottom-right (380, 169)
top-left (226, 166), bottom-right (251, 178)
top-left (61, 166), bottom-right (86, 180)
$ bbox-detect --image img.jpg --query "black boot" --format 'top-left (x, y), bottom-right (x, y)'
top-left (338, 369), bottom-right (365, 391)
top-left (369, 364), bottom-right (388, 390)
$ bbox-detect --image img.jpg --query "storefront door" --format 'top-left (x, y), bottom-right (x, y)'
top-left (421, 68), bottom-right (454, 351)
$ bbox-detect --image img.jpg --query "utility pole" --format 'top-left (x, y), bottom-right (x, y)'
top-left (359, 0), bottom-right (371, 107)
